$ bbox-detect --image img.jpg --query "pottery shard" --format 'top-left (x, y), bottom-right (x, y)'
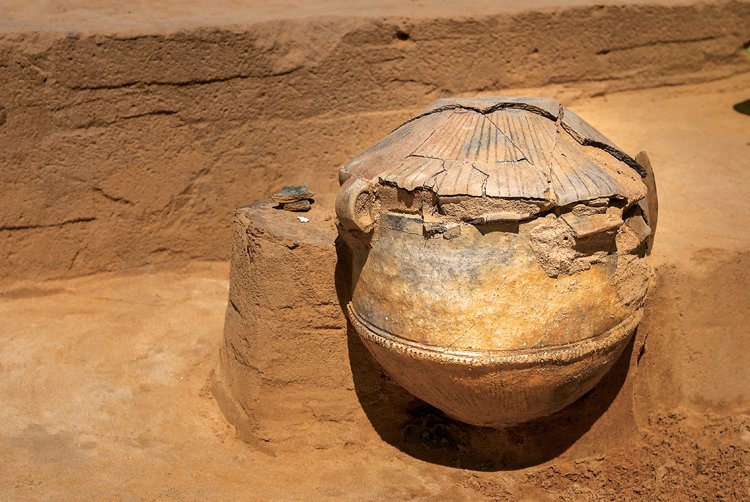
top-left (283, 199), bottom-right (312, 212)
top-left (560, 212), bottom-right (623, 239)
top-left (560, 108), bottom-right (644, 176)
top-left (625, 215), bottom-right (652, 242)
top-left (417, 96), bottom-right (561, 120)
top-left (271, 185), bottom-right (314, 203)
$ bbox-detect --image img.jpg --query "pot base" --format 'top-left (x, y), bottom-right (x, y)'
top-left (348, 303), bottom-right (641, 427)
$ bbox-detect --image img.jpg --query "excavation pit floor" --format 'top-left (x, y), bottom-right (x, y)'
top-left (1, 77), bottom-right (749, 500)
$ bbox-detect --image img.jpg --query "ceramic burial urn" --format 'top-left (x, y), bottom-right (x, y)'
top-left (336, 97), bottom-right (657, 428)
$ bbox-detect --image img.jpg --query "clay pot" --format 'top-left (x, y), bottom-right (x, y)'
top-left (336, 97), bottom-right (656, 427)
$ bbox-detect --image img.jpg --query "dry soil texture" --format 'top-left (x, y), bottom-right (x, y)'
top-left (1, 77), bottom-right (749, 500)
top-left (1, 0), bottom-right (749, 282)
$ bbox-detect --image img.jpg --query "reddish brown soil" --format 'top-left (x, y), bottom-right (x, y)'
top-left (1, 76), bottom-right (749, 499)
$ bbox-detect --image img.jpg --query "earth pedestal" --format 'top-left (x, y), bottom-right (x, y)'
top-left (211, 196), bottom-right (368, 452)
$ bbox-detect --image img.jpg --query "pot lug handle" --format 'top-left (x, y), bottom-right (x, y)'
top-left (335, 176), bottom-right (377, 233)
top-left (635, 151), bottom-right (658, 254)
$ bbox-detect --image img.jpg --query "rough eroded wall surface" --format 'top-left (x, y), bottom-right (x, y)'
top-left (1, 1), bottom-right (749, 282)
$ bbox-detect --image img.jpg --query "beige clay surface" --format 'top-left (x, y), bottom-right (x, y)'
top-left (0, 0), bottom-right (726, 34)
top-left (1, 78), bottom-right (749, 499)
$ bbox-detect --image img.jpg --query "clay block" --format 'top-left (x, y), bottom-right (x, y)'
top-left (212, 196), bottom-right (365, 451)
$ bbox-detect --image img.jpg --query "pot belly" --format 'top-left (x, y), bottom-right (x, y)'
top-left (348, 212), bottom-right (646, 426)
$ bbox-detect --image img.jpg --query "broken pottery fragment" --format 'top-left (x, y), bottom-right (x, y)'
top-left (272, 185), bottom-right (315, 211)
top-left (336, 97), bottom-right (657, 428)
top-left (283, 199), bottom-right (312, 212)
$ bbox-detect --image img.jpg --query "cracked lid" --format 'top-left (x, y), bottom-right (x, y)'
top-left (341, 97), bottom-right (645, 208)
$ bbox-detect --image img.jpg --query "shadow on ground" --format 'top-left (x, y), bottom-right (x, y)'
top-left (732, 98), bottom-right (750, 116)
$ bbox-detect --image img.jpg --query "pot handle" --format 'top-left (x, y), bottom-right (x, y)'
top-left (635, 151), bottom-right (658, 254)
top-left (335, 176), bottom-right (376, 232)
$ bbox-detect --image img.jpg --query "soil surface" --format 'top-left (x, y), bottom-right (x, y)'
top-left (1, 0), bottom-right (748, 283)
top-left (1, 263), bottom-right (748, 501)
top-left (0, 0), bottom-right (720, 33)
top-left (1, 78), bottom-right (749, 500)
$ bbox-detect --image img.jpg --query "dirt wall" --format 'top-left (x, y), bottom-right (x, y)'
top-left (1, 1), bottom-right (749, 283)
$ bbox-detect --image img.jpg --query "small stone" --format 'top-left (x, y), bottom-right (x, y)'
top-left (272, 185), bottom-right (314, 204)
top-left (283, 200), bottom-right (311, 212)
top-left (560, 212), bottom-right (623, 239)
top-left (655, 465), bottom-right (667, 480)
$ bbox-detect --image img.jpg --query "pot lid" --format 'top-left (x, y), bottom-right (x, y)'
top-left (341, 97), bottom-right (644, 207)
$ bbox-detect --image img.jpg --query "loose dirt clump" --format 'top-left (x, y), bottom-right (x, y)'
top-left (515, 412), bottom-right (750, 501)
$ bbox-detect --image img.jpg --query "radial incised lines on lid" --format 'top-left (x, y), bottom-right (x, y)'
top-left (483, 160), bottom-right (549, 199)
top-left (488, 110), bottom-right (557, 168)
top-left (371, 106), bottom-right (629, 203)
top-left (550, 137), bottom-right (623, 205)
top-left (413, 111), bottom-right (527, 165)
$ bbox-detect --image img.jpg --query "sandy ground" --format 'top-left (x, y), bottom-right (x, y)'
top-left (1, 77), bottom-right (749, 499)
